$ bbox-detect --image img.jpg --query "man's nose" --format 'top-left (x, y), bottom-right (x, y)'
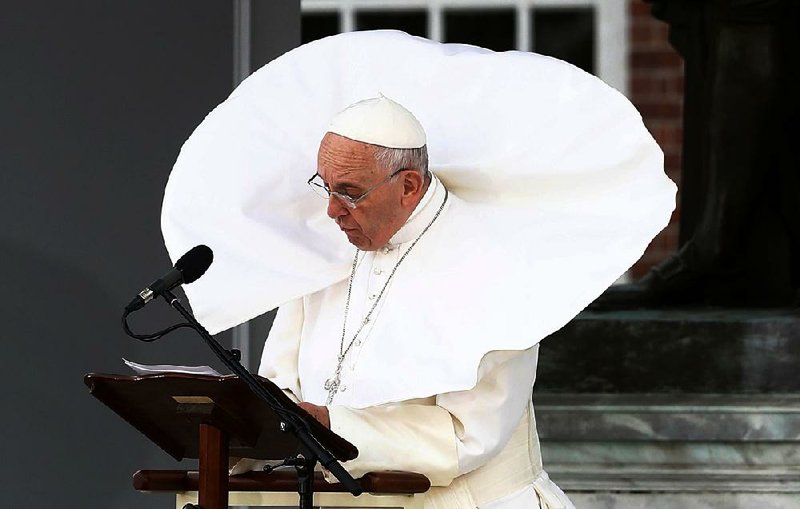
top-left (327, 194), bottom-right (349, 219)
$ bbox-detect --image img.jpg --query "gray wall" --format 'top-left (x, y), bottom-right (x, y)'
top-left (0, 2), bottom-right (298, 507)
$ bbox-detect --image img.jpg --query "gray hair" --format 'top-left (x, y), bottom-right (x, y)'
top-left (374, 145), bottom-right (429, 177)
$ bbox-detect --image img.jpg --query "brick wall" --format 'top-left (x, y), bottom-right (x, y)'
top-left (628, 0), bottom-right (684, 278)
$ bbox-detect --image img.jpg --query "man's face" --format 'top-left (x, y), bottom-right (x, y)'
top-left (317, 133), bottom-right (408, 251)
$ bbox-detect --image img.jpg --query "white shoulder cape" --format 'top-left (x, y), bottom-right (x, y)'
top-left (161, 31), bottom-right (676, 397)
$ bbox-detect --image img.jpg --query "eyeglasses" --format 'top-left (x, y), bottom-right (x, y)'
top-left (307, 169), bottom-right (408, 209)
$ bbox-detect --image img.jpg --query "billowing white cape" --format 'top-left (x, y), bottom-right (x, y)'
top-left (162, 30), bottom-right (675, 401)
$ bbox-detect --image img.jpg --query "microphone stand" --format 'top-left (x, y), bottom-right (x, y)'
top-left (128, 289), bottom-right (362, 508)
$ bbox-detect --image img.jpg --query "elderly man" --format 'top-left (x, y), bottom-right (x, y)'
top-left (232, 96), bottom-right (575, 509)
top-left (162, 29), bottom-right (675, 509)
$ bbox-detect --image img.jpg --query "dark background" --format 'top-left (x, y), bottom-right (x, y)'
top-left (0, 2), bottom-right (298, 507)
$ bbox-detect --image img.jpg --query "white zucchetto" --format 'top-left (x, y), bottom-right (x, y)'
top-left (328, 94), bottom-right (427, 148)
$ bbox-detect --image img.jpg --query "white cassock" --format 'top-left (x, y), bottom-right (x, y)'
top-left (238, 176), bottom-right (575, 508)
top-left (162, 30), bottom-right (677, 509)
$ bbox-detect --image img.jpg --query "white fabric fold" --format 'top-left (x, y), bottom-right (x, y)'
top-left (162, 30), bottom-right (676, 403)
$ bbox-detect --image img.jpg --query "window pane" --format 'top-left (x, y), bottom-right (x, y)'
top-left (532, 8), bottom-right (595, 74)
top-left (444, 9), bottom-right (516, 52)
top-left (356, 10), bottom-right (428, 38)
top-left (302, 12), bottom-right (340, 45)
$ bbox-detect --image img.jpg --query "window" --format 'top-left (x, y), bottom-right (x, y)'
top-left (444, 8), bottom-right (516, 51)
top-left (533, 7), bottom-right (596, 74)
top-left (356, 10), bottom-right (428, 37)
top-left (301, 0), bottom-right (627, 95)
top-left (302, 11), bottom-right (340, 44)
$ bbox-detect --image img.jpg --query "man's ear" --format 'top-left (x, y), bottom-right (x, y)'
top-left (402, 169), bottom-right (424, 198)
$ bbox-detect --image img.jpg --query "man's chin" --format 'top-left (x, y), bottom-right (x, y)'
top-left (343, 229), bottom-right (370, 250)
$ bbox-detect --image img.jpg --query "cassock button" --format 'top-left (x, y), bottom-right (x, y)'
top-left (340, 385), bottom-right (347, 392)
top-left (369, 294), bottom-right (377, 300)
top-left (373, 268), bottom-right (383, 275)
top-left (381, 246), bottom-right (391, 254)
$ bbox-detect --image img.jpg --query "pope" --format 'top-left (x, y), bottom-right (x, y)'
top-left (161, 30), bottom-right (676, 509)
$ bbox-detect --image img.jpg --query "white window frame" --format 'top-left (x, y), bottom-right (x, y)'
top-left (301, 0), bottom-right (628, 96)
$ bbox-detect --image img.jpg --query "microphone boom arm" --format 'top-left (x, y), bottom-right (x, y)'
top-left (122, 288), bottom-right (363, 503)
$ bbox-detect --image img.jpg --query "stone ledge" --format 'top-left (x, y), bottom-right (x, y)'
top-left (535, 393), bottom-right (800, 493)
top-left (538, 308), bottom-right (800, 393)
top-left (548, 464), bottom-right (800, 493)
top-left (534, 393), bottom-right (800, 441)
top-left (565, 492), bottom-right (800, 509)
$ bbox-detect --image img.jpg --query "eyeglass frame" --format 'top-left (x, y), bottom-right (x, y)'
top-left (307, 168), bottom-right (416, 209)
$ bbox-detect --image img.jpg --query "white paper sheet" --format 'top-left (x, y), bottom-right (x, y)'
top-left (122, 358), bottom-right (222, 376)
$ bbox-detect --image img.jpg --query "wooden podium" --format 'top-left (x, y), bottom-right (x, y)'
top-left (85, 373), bottom-right (430, 509)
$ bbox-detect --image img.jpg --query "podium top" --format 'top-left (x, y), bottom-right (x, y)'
top-left (85, 373), bottom-right (358, 462)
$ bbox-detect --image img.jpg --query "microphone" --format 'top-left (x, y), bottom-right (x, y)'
top-left (125, 245), bottom-right (213, 312)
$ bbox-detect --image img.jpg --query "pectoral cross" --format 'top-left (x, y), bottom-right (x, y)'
top-left (324, 354), bottom-right (345, 405)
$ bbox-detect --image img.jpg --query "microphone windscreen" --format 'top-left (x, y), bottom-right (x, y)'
top-left (175, 245), bottom-right (214, 284)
